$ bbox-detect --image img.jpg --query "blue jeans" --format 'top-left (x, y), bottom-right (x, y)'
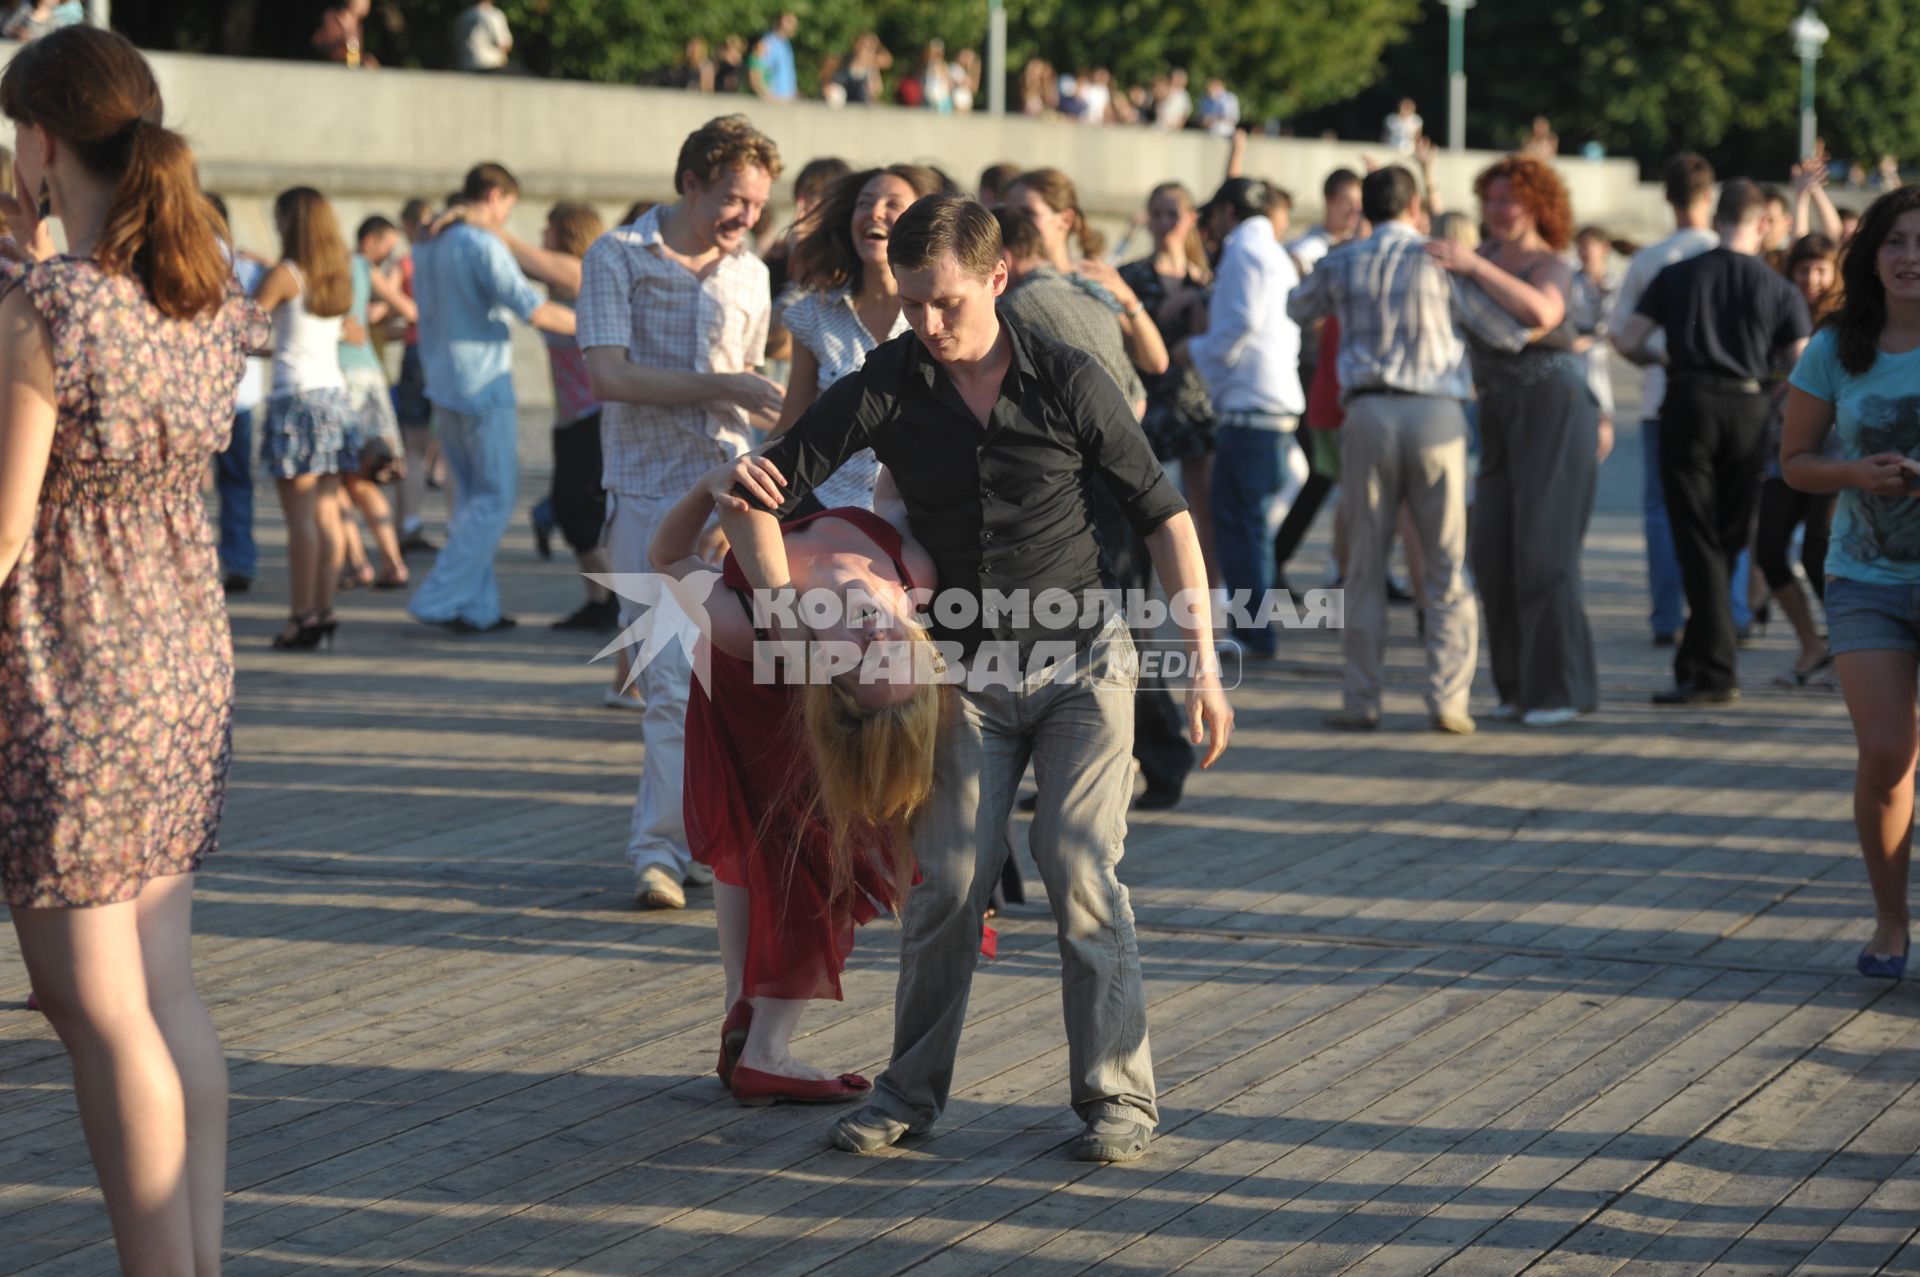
top-left (1641, 416), bottom-right (1750, 635)
top-left (1212, 421), bottom-right (1297, 657)
top-left (214, 406), bottom-right (257, 580)
top-left (408, 402), bottom-right (518, 628)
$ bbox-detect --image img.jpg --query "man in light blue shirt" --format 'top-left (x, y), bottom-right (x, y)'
top-left (749, 12), bottom-right (799, 101)
top-left (409, 162), bottom-right (575, 632)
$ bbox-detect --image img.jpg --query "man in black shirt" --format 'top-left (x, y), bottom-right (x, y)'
top-left (1614, 179), bottom-right (1811, 704)
top-left (718, 195), bottom-right (1232, 1163)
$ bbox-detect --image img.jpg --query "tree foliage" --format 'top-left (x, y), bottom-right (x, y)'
top-left (110, 1), bottom-right (1920, 176)
top-left (116, 0), bottom-right (1422, 120)
top-left (1296, 0), bottom-right (1920, 177)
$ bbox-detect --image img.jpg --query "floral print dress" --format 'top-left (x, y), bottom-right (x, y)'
top-left (0, 256), bottom-right (265, 908)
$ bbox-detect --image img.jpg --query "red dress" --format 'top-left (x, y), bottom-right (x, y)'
top-left (683, 507), bottom-right (922, 1002)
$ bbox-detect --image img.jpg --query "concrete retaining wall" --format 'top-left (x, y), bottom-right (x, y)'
top-left (70, 49), bottom-right (1676, 406)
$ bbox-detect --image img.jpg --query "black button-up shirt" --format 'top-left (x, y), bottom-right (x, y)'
top-left (747, 315), bottom-right (1188, 656)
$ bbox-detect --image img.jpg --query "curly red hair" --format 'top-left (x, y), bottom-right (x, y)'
top-left (1473, 155), bottom-right (1573, 251)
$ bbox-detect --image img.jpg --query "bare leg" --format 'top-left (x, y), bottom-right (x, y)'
top-left (275, 477), bottom-right (318, 639)
top-left (398, 423), bottom-right (431, 535)
top-left (335, 487), bottom-right (371, 587)
top-left (312, 475), bottom-right (345, 618)
top-left (1772, 578), bottom-right (1827, 673)
top-left (1836, 650), bottom-right (1917, 958)
top-left (714, 884), bottom-right (831, 1079)
top-left (578, 545), bottom-right (612, 605)
top-left (610, 645), bottom-right (638, 699)
top-left (345, 476), bottom-right (405, 581)
top-left (10, 897), bottom-right (199, 1277)
top-left (136, 877), bottom-right (225, 1277)
top-left (714, 882), bottom-right (748, 1010)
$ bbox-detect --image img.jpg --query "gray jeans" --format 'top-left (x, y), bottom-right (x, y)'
top-left (871, 617), bottom-right (1158, 1131)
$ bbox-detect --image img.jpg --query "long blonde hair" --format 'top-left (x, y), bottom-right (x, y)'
top-left (791, 628), bottom-right (944, 910)
top-left (273, 186), bottom-right (352, 318)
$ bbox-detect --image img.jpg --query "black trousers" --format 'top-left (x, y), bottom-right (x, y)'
top-left (1658, 380), bottom-right (1772, 692)
top-left (1271, 430), bottom-right (1337, 583)
top-left (1753, 475), bottom-right (1834, 602)
top-left (1096, 489), bottom-right (1195, 797)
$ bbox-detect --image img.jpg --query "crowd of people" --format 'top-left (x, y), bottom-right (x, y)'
top-left (312, 0), bottom-right (515, 73)
top-left (5, 23), bottom-right (1920, 1273)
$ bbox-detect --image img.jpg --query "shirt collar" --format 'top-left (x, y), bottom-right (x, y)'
top-left (1226, 215), bottom-right (1278, 249)
top-left (1375, 220), bottom-right (1424, 241)
top-left (630, 202), bottom-right (753, 264)
top-left (906, 312), bottom-right (1042, 398)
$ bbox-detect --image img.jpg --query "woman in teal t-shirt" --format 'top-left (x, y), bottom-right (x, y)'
top-left (1782, 186), bottom-right (1920, 981)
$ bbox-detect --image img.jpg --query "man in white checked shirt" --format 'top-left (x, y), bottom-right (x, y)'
top-left (579, 115), bottom-right (786, 909)
top-left (1287, 165), bottom-right (1529, 733)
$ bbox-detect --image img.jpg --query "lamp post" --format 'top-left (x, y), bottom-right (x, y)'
top-left (988, 0), bottom-right (1007, 116)
top-left (1444, 0), bottom-right (1475, 152)
top-left (1791, 3), bottom-right (1829, 160)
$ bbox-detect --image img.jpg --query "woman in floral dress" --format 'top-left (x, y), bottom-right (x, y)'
top-left (0, 28), bottom-right (264, 1274)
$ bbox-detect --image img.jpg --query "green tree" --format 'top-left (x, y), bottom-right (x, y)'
top-left (114, 0), bottom-right (1422, 119)
top-left (1297, 0), bottom-right (1920, 179)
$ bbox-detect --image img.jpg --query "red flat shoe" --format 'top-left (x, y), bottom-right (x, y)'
top-left (717, 1000), bottom-right (752, 1088)
top-left (730, 1065), bottom-right (871, 1107)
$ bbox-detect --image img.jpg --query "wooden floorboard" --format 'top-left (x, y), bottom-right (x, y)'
top-left (5, 405), bottom-right (1917, 1276)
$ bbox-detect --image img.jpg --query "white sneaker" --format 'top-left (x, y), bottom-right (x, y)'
top-left (603, 688), bottom-right (644, 711)
top-left (1522, 707), bottom-right (1579, 728)
top-left (1485, 703), bottom-right (1520, 722)
top-left (634, 866), bottom-right (686, 910)
top-left (683, 862), bottom-right (714, 888)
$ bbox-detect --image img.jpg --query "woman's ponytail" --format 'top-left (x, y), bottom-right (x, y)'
top-left (98, 119), bottom-right (228, 320)
top-left (0, 27), bottom-right (228, 319)
top-left (1073, 209), bottom-right (1106, 261)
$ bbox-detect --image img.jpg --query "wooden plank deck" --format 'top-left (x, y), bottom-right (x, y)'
top-left (3, 405), bottom-right (1916, 1276)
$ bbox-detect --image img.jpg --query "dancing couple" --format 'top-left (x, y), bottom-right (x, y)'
top-left (656, 194), bottom-right (1231, 1164)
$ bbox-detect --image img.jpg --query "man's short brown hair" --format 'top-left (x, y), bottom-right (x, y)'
top-left (994, 208), bottom-right (1044, 262)
top-left (1662, 152), bottom-right (1715, 210)
top-left (461, 162), bottom-right (519, 203)
top-left (890, 194), bottom-right (1001, 279)
top-left (675, 115), bottom-right (783, 194)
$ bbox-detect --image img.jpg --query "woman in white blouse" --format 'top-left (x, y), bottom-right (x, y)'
top-left (773, 163), bottom-right (951, 510)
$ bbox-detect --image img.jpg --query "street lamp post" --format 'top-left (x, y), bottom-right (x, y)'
top-left (988, 0), bottom-right (1007, 116)
top-left (1444, 0), bottom-right (1475, 152)
top-left (1791, 3), bottom-right (1830, 160)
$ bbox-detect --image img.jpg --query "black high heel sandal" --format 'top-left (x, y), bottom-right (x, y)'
top-left (269, 611), bottom-right (336, 651)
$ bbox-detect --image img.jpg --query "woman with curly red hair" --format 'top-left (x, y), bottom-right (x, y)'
top-left (1428, 155), bottom-right (1600, 727)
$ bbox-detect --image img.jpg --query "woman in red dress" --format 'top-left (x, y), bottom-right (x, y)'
top-left (650, 457), bottom-right (943, 1105)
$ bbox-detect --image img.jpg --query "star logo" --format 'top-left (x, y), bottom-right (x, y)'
top-left (586, 570), bottom-right (721, 692)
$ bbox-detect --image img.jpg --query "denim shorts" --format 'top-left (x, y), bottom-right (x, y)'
top-left (1826, 576), bottom-right (1920, 657)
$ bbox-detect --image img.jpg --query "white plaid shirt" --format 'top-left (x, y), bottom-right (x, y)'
top-left (1287, 221), bottom-right (1529, 402)
top-left (577, 204), bottom-right (772, 498)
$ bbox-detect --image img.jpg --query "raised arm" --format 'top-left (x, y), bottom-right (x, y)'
top-left (1076, 257), bottom-right (1170, 376)
top-left (1427, 242), bottom-right (1568, 330)
top-left (367, 265), bottom-right (416, 324)
top-left (500, 229), bottom-right (584, 295)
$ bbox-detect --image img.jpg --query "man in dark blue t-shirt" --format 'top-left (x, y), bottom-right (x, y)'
top-left (1614, 178), bottom-right (1811, 704)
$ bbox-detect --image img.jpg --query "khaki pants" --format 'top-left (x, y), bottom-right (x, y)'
top-left (1337, 394), bottom-right (1477, 717)
top-left (871, 617), bottom-right (1158, 1132)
